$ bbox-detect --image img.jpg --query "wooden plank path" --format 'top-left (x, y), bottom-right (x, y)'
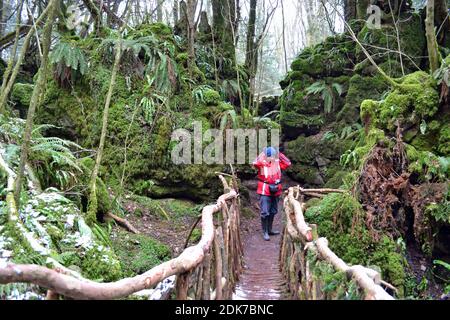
top-left (233, 212), bottom-right (286, 300)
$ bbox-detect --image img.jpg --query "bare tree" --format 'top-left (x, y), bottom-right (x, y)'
top-left (426, 0), bottom-right (441, 73)
top-left (14, 0), bottom-right (57, 205)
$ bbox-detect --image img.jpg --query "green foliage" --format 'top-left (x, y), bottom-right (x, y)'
top-left (360, 72), bottom-right (439, 132)
top-left (305, 193), bottom-right (406, 294)
top-left (433, 259), bottom-right (450, 294)
top-left (340, 124), bottom-right (363, 140)
top-left (192, 85), bottom-right (214, 104)
top-left (252, 110), bottom-right (281, 130)
top-left (321, 131), bottom-right (337, 142)
top-left (306, 81), bottom-right (344, 114)
top-left (99, 33), bottom-right (178, 94)
top-left (406, 145), bottom-right (449, 183)
top-left (308, 250), bottom-right (362, 300)
top-left (219, 108), bottom-right (239, 130)
top-left (425, 190), bottom-right (450, 223)
top-left (220, 79), bottom-right (240, 102)
top-left (50, 41), bottom-right (88, 85)
top-left (92, 222), bottom-right (113, 247)
top-left (11, 83), bottom-right (34, 107)
top-left (29, 125), bottom-right (83, 190)
top-left (112, 230), bottom-right (171, 277)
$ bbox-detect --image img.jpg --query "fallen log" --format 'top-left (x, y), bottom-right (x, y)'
top-left (297, 187), bottom-right (346, 194)
top-left (106, 212), bottom-right (139, 234)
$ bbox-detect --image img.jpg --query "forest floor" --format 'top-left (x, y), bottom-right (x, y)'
top-left (119, 197), bottom-right (198, 256)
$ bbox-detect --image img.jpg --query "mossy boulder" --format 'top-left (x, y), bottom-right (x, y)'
top-left (305, 193), bottom-right (407, 295)
top-left (360, 72), bottom-right (439, 133)
top-left (356, 13), bottom-right (426, 72)
top-left (11, 83), bottom-right (34, 117)
top-left (337, 74), bottom-right (389, 125)
top-left (289, 33), bottom-right (355, 78)
top-left (285, 134), bottom-right (353, 186)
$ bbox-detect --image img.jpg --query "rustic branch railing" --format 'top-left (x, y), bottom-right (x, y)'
top-left (280, 186), bottom-right (395, 300)
top-left (0, 150), bottom-right (243, 300)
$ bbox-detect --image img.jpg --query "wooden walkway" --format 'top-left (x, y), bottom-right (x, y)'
top-left (233, 212), bottom-right (286, 300)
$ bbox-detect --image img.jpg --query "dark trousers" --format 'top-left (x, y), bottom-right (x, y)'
top-left (259, 195), bottom-right (279, 218)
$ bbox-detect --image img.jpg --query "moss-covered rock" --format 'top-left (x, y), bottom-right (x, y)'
top-left (360, 72), bottom-right (439, 133)
top-left (337, 74), bottom-right (389, 125)
top-left (285, 133), bottom-right (353, 186)
top-left (305, 193), bottom-right (407, 295)
top-left (11, 83), bottom-right (34, 107)
top-left (356, 12), bottom-right (426, 72)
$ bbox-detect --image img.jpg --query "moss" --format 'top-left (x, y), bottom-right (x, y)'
top-left (190, 228), bottom-right (201, 243)
top-left (406, 147), bottom-right (449, 182)
top-left (324, 170), bottom-right (349, 189)
top-left (203, 89), bottom-right (221, 105)
top-left (438, 125), bottom-right (450, 155)
top-left (289, 33), bottom-right (354, 78)
top-left (287, 164), bottom-right (323, 185)
top-left (339, 74), bottom-right (388, 125)
top-left (309, 252), bottom-right (362, 299)
top-left (279, 112), bottom-right (324, 138)
top-left (356, 13), bottom-right (425, 71)
top-left (81, 245), bottom-right (122, 281)
top-left (112, 230), bottom-right (171, 277)
top-left (78, 157), bottom-right (111, 215)
top-left (359, 72), bottom-right (439, 133)
top-left (367, 235), bottom-right (406, 294)
top-left (11, 83), bottom-right (34, 107)
top-left (305, 193), bottom-right (407, 294)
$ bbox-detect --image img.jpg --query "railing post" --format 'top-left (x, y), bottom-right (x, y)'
top-left (175, 272), bottom-right (190, 300)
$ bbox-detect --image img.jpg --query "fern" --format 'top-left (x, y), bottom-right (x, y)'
top-left (306, 81), bottom-right (344, 114)
top-left (100, 35), bottom-right (178, 94)
top-left (50, 41), bottom-right (88, 86)
top-left (192, 85), bottom-right (213, 104)
top-left (28, 126), bottom-right (83, 190)
top-left (220, 79), bottom-right (240, 102)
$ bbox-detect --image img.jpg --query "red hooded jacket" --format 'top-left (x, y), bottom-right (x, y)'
top-left (252, 152), bottom-right (291, 196)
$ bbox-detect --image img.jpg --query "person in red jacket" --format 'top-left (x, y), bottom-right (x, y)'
top-left (252, 146), bottom-right (291, 241)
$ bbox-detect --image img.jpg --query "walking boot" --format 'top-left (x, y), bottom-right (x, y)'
top-left (261, 217), bottom-right (270, 241)
top-left (268, 215), bottom-right (280, 235)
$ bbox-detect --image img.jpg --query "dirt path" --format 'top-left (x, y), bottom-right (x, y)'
top-left (233, 179), bottom-right (290, 300)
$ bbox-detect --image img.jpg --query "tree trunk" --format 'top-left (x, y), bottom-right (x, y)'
top-left (212, 0), bottom-right (235, 60)
top-left (281, 0), bottom-right (288, 73)
top-left (86, 19), bottom-right (125, 225)
top-left (426, 0), bottom-right (441, 73)
top-left (0, 0), bottom-right (24, 105)
top-left (185, 0), bottom-right (197, 66)
top-left (344, 0), bottom-right (357, 22)
top-left (173, 0), bottom-right (179, 25)
top-left (435, 0), bottom-right (450, 45)
top-left (82, 0), bottom-right (102, 33)
top-left (157, 0), bottom-right (164, 22)
top-left (13, 0), bottom-right (57, 205)
top-left (245, 0), bottom-right (256, 72)
top-left (0, 0), bottom-right (4, 37)
top-left (0, 4), bottom-right (51, 113)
